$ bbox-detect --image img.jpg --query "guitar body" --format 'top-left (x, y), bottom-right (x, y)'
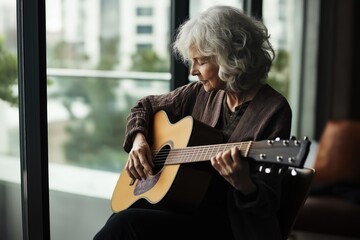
top-left (111, 111), bottom-right (311, 213)
top-left (111, 111), bottom-right (223, 212)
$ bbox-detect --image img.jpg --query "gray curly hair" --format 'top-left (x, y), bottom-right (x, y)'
top-left (172, 5), bottom-right (275, 93)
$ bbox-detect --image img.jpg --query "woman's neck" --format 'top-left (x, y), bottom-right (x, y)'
top-left (226, 85), bottom-right (262, 112)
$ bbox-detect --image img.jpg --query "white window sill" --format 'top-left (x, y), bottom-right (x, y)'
top-left (0, 155), bottom-right (119, 199)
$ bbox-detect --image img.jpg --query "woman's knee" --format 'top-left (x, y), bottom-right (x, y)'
top-left (93, 212), bottom-right (136, 240)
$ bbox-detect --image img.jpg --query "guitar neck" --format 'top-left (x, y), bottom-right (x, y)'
top-left (164, 142), bottom-right (252, 165)
top-left (153, 138), bottom-right (309, 169)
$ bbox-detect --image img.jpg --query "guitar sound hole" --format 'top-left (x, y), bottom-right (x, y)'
top-left (152, 145), bottom-right (170, 174)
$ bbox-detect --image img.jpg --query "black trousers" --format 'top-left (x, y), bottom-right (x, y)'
top-left (93, 207), bottom-right (234, 240)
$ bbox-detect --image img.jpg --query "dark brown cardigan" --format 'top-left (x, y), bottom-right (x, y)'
top-left (124, 81), bottom-right (292, 240)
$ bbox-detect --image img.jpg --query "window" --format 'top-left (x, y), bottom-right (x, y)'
top-left (190, 0), bottom-right (244, 16)
top-left (0, 0), bottom-right (22, 239)
top-left (136, 25), bottom-right (153, 34)
top-left (263, 0), bottom-right (318, 138)
top-left (136, 7), bottom-right (153, 16)
top-left (45, 0), bottom-right (171, 239)
top-left (263, 0), bottom-right (293, 100)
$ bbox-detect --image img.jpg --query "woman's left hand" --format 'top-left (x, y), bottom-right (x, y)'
top-left (210, 146), bottom-right (257, 195)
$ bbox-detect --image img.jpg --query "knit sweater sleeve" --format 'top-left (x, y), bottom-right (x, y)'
top-left (123, 82), bottom-right (202, 153)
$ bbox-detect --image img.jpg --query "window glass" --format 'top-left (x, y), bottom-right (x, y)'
top-left (0, 1), bottom-right (22, 240)
top-left (46, 0), bottom-right (171, 239)
top-left (137, 25), bottom-right (153, 34)
top-left (190, 0), bottom-right (244, 16)
top-left (137, 7), bottom-right (153, 16)
top-left (46, 0), bottom-right (171, 172)
top-left (263, 0), bottom-right (292, 99)
top-left (263, 0), bottom-right (305, 135)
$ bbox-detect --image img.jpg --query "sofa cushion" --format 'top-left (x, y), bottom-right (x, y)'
top-left (294, 196), bottom-right (360, 237)
top-left (313, 120), bottom-right (360, 185)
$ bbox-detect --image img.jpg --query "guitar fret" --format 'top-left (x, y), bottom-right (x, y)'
top-left (213, 144), bottom-right (220, 159)
top-left (194, 146), bottom-right (200, 162)
top-left (181, 149), bottom-right (188, 163)
top-left (179, 150), bottom-right (185, 163)
top-left (187, 148), bottom-right (194, 162)
top-left (238, 142), bottom-right (243, 155)
top-left (167, 149), bottom-right (176, 164)
top-left (222, 144), bottom-right (227, 152)
top-left (202, 146), bottom-right (211, 160)
top-left (244, 141), bottom-right (252, 157)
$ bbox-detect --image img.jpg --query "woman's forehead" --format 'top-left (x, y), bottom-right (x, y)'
top-left (187, 45), bottom-right (207, 59)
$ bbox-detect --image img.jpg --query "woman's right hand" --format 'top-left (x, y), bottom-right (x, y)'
top-left (125, 133), bottom-right (154, 184)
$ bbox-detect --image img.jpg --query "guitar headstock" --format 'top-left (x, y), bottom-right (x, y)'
top-left (249, 136), bottom-right (311, 169)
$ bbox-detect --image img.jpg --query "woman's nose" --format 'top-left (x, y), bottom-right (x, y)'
top-left (190, 63), bottom-right (198, 76)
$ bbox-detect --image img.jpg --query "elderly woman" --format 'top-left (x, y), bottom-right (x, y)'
top-left (94, 5), bottom-right (291, 240)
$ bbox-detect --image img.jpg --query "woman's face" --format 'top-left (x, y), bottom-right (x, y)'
top-left (188, 47), bottom-right (226, 92)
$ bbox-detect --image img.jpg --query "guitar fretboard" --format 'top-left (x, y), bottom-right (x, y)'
top-left (153, 141), bottom-right (252, 165)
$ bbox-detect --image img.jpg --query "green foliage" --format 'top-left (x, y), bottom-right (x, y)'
top-left (47, 40), bottom-right (90, 68)
top-left (0, 37), bottom-right (18, 106)
top-left (56, 76), bottom-right (126, 172)
top-left (97, 36), bottom-right (119, 70)
top-left (48, 35), bottom-right (126, 171)
top-left (130, 49), bottom-right (169, 72)
top-left (267, 49), bottom-right (290, 99)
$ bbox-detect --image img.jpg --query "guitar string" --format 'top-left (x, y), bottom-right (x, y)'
top-left (151, 150), bottom-right (287, 166)
top-left (150, 146), bottom-right (299, 166)
top-left (151, 144), bottom-right (249, 165)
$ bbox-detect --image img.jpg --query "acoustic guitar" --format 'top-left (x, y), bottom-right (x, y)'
top-left (111, 110), bottom-right (311, 212)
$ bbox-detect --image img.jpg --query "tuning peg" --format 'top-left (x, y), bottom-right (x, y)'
top-left (277, 166), bottom-right (288, 175)
top-left (264, 167), bottom-right (272, 174)
top-left (288, 157), bottom-right (295, 164)
top-left (290, 136), bottom-right (297, 140)
top-left (291, 168), bottom-right (297, 176)
top-left (258, 165), bottom-right (272, 173)
top-left (303, 136), bottom-right (309, 140)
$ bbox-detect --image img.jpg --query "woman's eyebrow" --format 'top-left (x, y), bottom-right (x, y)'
top-left (192, 56), bottom-right (208, 61)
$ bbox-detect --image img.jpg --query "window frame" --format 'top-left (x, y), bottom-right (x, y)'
top-left (17, 0), bottom-right (50, 239)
